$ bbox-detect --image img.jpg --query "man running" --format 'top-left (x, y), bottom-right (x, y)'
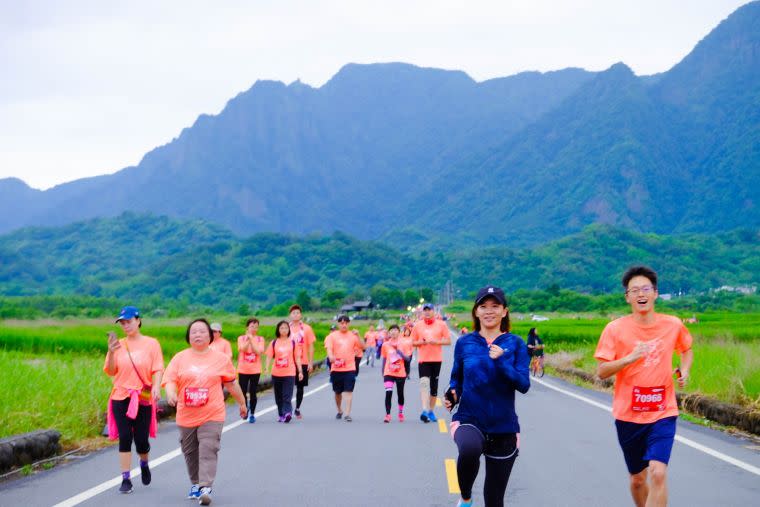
top-left (595, 266), bottom-right (693, 507)
top-left (411, 303), bottom-right (451, 423)
top-left (289, 304), bottom-right (316, 420)
top-left (364, 325), bottom-right (377, 367)
top-left (325, 315), bottom-right (364, 422)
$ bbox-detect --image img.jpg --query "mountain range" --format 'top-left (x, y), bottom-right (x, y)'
top-left (0, 2), bottom-right (758, 248)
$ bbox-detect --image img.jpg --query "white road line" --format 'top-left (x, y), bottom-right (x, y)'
top-left (52, 381), bottom-right (332, 507)
top-left (533, 377), bottom-right (760, 477)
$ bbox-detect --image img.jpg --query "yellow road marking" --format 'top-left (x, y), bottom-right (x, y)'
top-left (445, 459), bottom-right (460, 494)
top-left (436, 398), bottom-right (442, 407)
top-left (438, 419), bottom-right (447, 433)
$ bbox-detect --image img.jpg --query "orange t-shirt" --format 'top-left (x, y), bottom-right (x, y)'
top-left (364, 332), bottom-right (377, 348)
top-left (290, 322), bottom-right (316, 366)
top-left (209, 336), bottom-right (233, 360)
top-left (103, 336), bottom-right (164, 401)
top-left (266, 339), bottom-right (297, 377)
top-left (326, 331), bottom-right (361, 372)
top-left (381, 341), bottom-right (407, 378)
top-left (412, 319), bottom-right (450, 363)
top-left (162, 348), bottom-right (236, 428)
top-left (237, 334), bottom-right (264, 374)
top-left (595, 314), bottom-right (692, 424)
top-left (399, 335), bottom-right (414, 357)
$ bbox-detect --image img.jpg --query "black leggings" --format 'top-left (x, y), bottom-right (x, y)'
top-left (384, 377), bottom-right (406, 414)
top-left (455, 424), bottom-right (518, 507)
top-left (111, 398), bottom-right (151, 454)
top-left (238, 373), bottom-right (261, 413)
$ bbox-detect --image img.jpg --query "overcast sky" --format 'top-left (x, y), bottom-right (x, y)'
top-left (0, 0), bottom-right (749, 189)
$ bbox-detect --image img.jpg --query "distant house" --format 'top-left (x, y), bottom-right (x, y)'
top-left (340, 300), bottom-right (376, 313)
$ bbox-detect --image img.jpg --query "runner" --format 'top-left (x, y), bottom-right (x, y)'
top-left (375, 325), bottom-right (386, 361)
top-left (381, 324), bottom-right (411, 422)
top-left (104, 306), bottom-right (163, 494)
top-left (595, 266), bottom-right (694, 507)
top-left (411, 303), bottom-right (451, 423)
top-left (237, 317), bottom-right (265, 423)
top-left (289, 305), bottom-right (316, 420)
top-left (353, 329), bottom-right (365, 375)
top-left (444, 286), bottom-right (530, 507)
top-left (400, 325), bottom-right (414, 380)
top-left (325, 315), bottom-right (364, 422)
top-left (209, 323), bottom-right (233, 360)
top-left (265, 320), bottom-right (304, 423)
top-left (364, 325), bottom-right (377, 367)
top-left (526, 327), bottom-right (544, 374)
top-left (163, 318), bottom-right (247, 505)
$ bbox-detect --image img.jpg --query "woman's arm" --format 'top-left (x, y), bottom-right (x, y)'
top-left (493, 339), bottom-right (530, 393)
top-left (224, 380), bottom-right (248, 419)
top-left (151, 370), bottom-right (163, 401)
top-left (165, 382), bottom-right (178, 407)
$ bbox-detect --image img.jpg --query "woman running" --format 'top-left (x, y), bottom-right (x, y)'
top-left (237, 317), bottom-right (265, 423)
top-left (445, 286), bottom-right (530, 507)
top-left (265, 320), bottom-right (303, 422)
top-left (163, 318), bottom-right (247, 505)
top-left (381, 325), bottom-right (411, 422)
top-left (104, 306), bottom-right (164, 494)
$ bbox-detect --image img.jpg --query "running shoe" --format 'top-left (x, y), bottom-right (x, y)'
top-left (456, 499), bottom-right (473, 506)
top-left (284, 412), bottom-right (292, 423)
top-left (199, 486), bottom-right (212, 505)
top-left (118, 478), bottom-right (133, 494)
top-left (398, 412), bottom-right (405, 422)
top-left (383, 414), bottom-right (391, 423)
top-left (277, 415), bottom-right (285, 423)
top-left (140, 462), bottom-right (151, 485)
top-left (187, 484), bottom-right (201, 499)
top-left (420, 411), bottom-right (430, 423)
top-left (295, 409), bottom-right (302, 420)
top-left (248, 414), bottom-right (256, 424)
top-left (335, 412), bottom-right (343, 420)
top-left (427, 410), bottom-right (438, 422)
top-left (344, 415), bottom-right (353, 422)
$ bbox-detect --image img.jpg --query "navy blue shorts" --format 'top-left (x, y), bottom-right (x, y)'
top-left (615, 416), bottom-right (677, 474)
top-left (331, 371), bottom-right (356, 393)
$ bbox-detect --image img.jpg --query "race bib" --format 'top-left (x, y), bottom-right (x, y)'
top-left (632, 385), bottom-right (666, 412)
top-left (243, 352), bottom-right (257, 363)
top-left (333, 358), bottom-right (346, 368)
top-left (184, 387), bottom-right (209, 407)
top-left (275, 356), bottom-right (289, 368)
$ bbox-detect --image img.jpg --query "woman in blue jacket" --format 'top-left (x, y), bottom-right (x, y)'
top-left (444, 285), bottom-right (530, 507)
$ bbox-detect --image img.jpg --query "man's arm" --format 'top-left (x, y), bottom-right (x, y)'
top-left (597, 342), bottom-right (648, 379)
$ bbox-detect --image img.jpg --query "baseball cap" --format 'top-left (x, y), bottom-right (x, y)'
top-left (422, 303), bottom-right (434, 310)
top-left (210, 322), bottom-right (222, 332)
top-left (115, 306), bottom-right (140, 323)
top-left (337, 314), bottom-right (350, 323)
top-left (475, 286), bottom-right (507, 306)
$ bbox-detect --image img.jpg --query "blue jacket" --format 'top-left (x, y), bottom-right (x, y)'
top-left (448, 331), bottom-right (530, 434)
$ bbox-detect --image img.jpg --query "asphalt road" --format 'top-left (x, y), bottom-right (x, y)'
top-left (2, 332), bottom-right (759, 506)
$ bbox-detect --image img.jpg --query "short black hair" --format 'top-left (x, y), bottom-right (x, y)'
top-left (389, 324), bottom-right (400, 331)
top-left (337, 315), bottom-right (350, 322)
top-left (622, 265), bottom-right (658, 289)
top-left (185, 318), bottom-right (214, 344)
top-left (246, 317), bottom-right (260, 327)
top-left (289, 304), bottom-right (302, 313)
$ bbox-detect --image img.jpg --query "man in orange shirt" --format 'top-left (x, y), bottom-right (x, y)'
top-left (595, 266), bottom-right (694, 507)
top-left (289, 304), bottom-right (316, 420)
top-left (411, 303), bottom-right (451, 423)
top-left (363, 325), bottom-right (377, 367)
top-left (325, 315), bottom-right (364, 422)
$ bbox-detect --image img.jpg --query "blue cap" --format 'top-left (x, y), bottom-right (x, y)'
top-left (115, 306), bottom-right (140, 323)
top-left (422, 303), bottom-right (434, 310)
top-left (475, 286), bottom-right (507, 306)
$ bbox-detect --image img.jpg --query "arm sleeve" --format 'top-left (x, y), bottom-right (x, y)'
top-left (676, 323), bottom-right (693, 353)
top-left (594, 323), bottom-right (617, 361)
top-left (494, 339), bottom-right (530, 394)
top-left (448, 340), bottom-right (464, 392)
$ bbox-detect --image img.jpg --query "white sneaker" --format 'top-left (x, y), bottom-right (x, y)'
top-left (199, 487), bottom-right (212, 505)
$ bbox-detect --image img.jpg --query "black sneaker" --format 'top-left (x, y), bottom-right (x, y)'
top-left (335, 412), bottom-right (343, 420)
top-left (140, 462), bottom-right (151, 485)
top-left (119, 478), bottom-right (133, 494)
